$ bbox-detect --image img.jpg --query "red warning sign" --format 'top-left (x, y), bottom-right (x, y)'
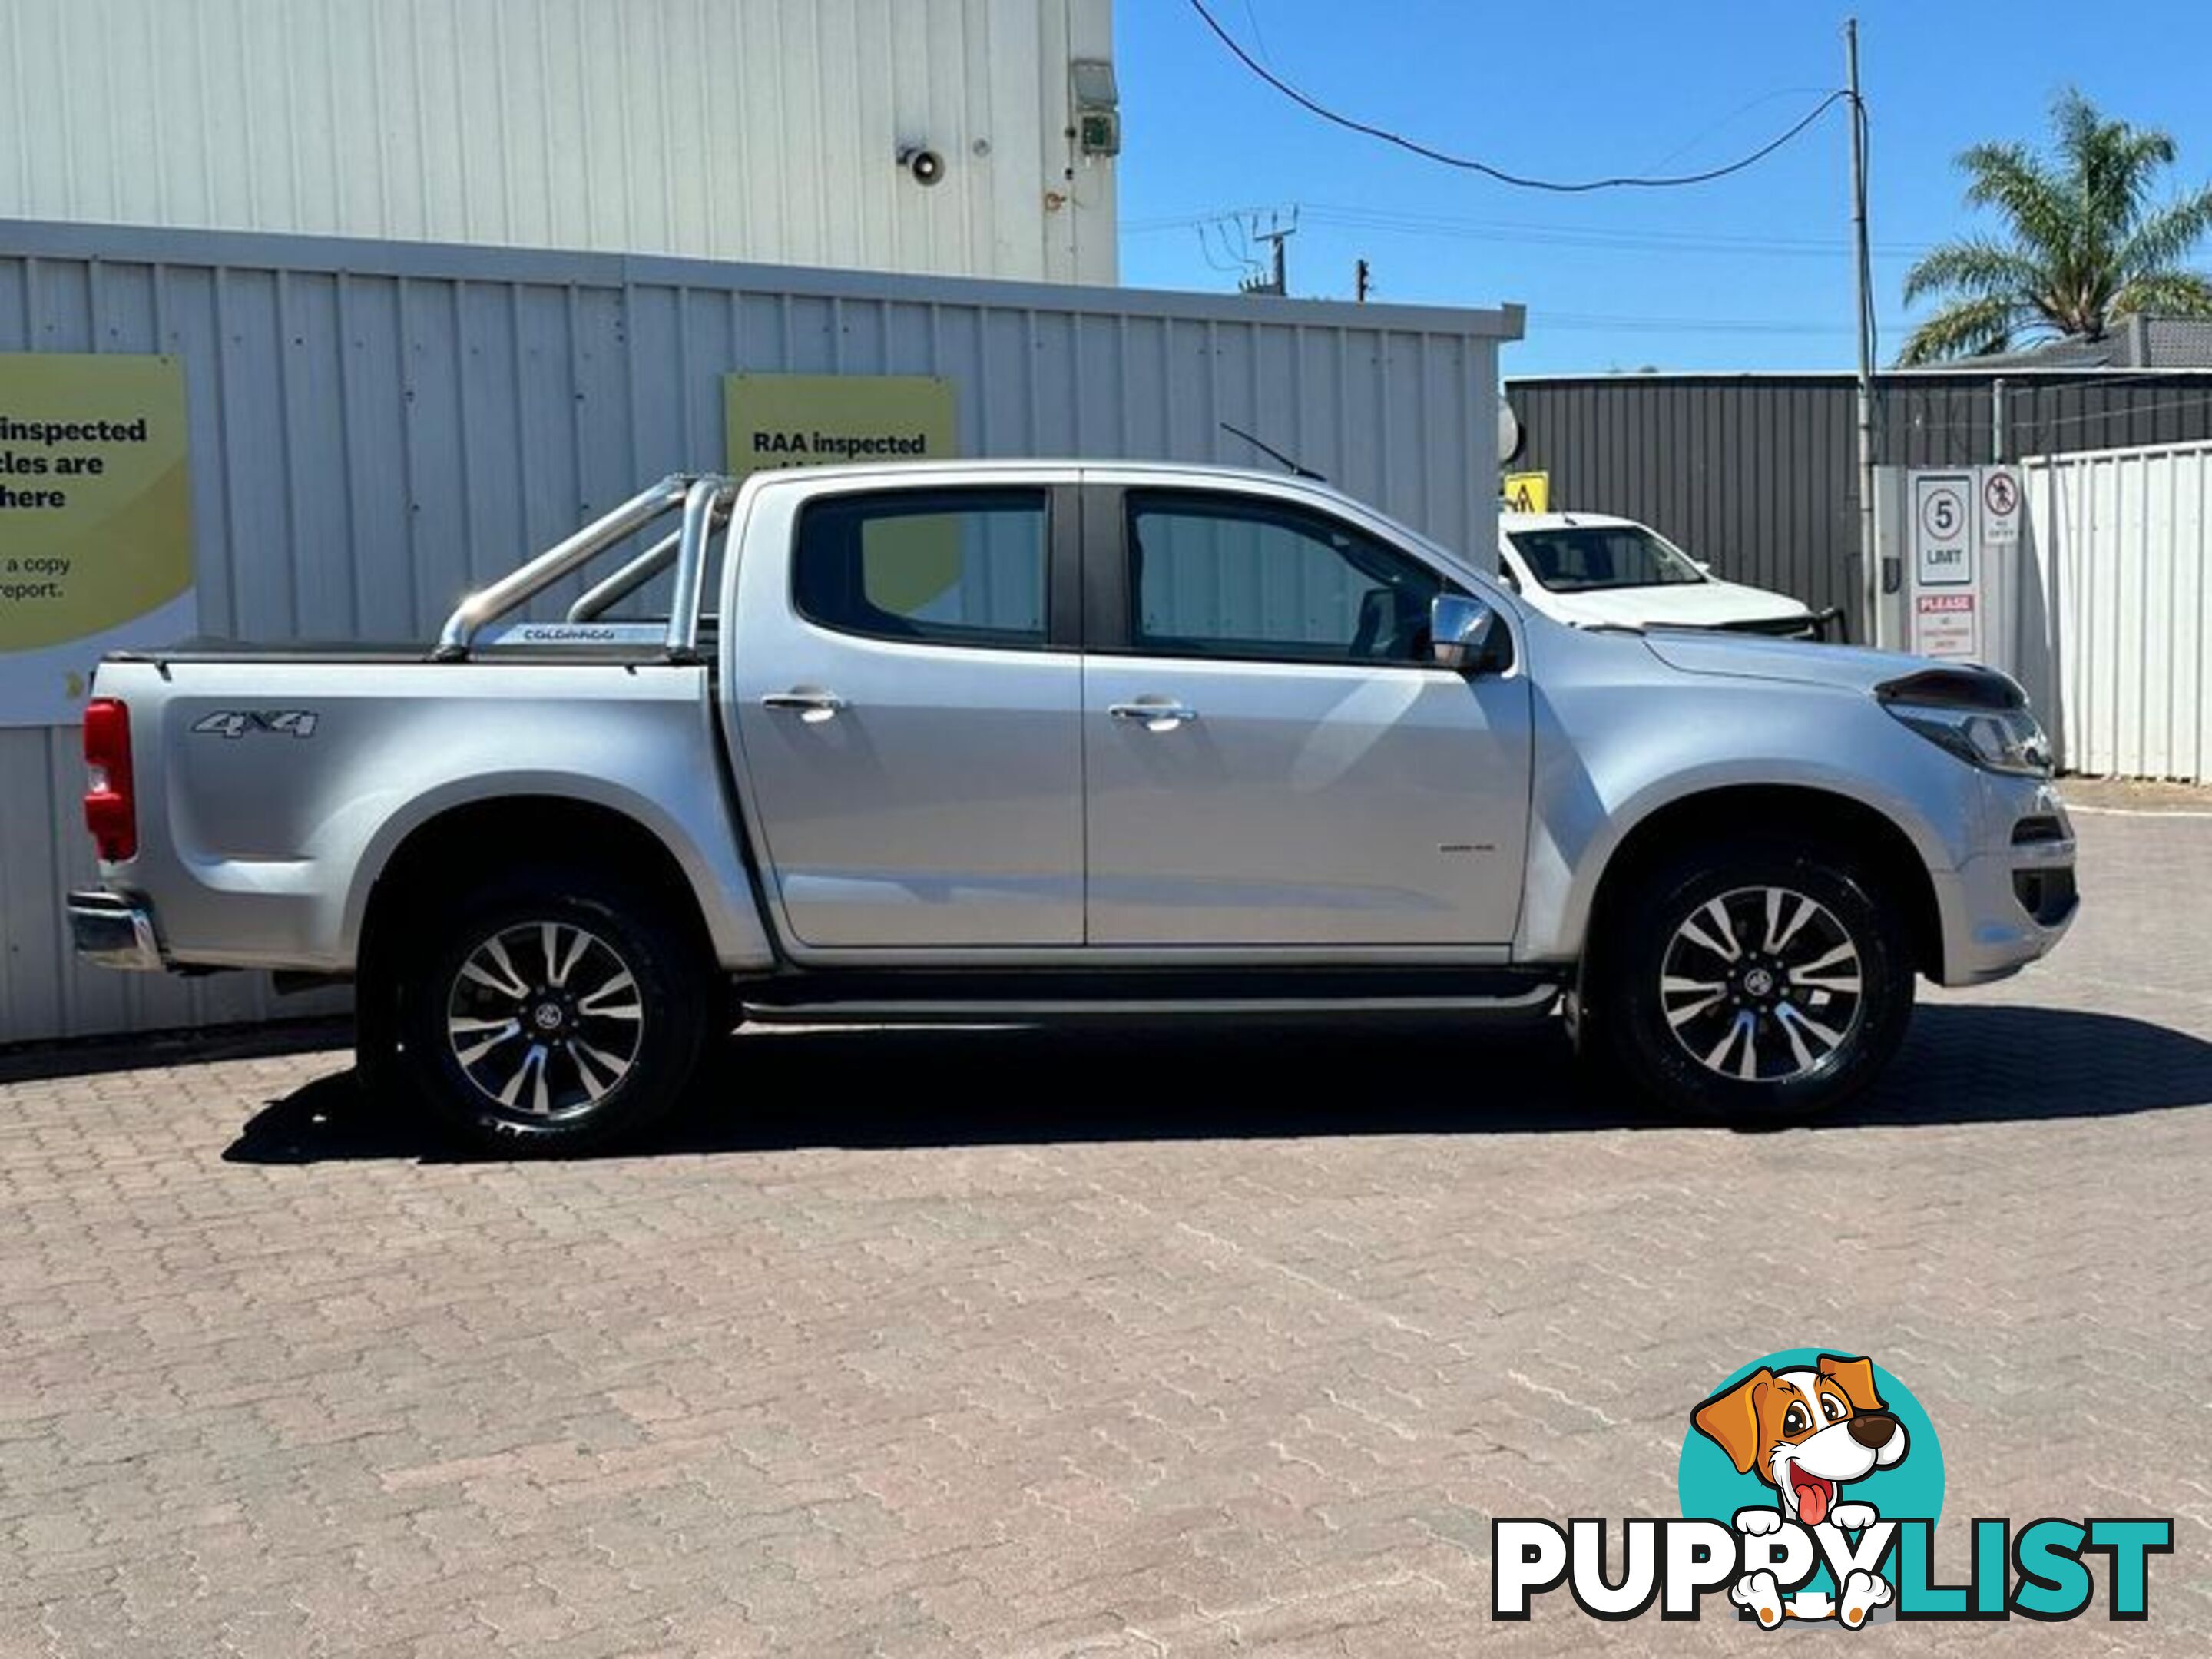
top-left (1913, 591), bottom-right (1979, 659)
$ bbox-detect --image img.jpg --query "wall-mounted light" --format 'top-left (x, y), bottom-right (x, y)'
top-left (897, 145), bottom-right (946, 187)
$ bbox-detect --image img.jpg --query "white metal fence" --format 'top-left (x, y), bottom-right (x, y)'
top-left (2022, 439), bottom-right (2212, 783)
top-left (0, 217), bottom-right (1518, 1045)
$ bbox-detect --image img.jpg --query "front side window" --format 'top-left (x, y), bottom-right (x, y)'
top-left (1506, 525), bottom-right (1705, 592)
top-left (795, 489), bottom-right (1048, 647)
top-left (1127, 492), bottom-right (1443, 664)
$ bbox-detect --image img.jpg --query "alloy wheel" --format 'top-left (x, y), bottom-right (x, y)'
top-left (1658, 886), bottom-right (1865, 1084)
top-left (445, 922), bottom-right (646, 1118)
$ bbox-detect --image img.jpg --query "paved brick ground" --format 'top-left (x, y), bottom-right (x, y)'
top-left (3, 811), bottom-right (2209, 1656)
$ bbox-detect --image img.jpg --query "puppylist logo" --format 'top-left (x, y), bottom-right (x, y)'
top-left (1492, 1349), bottom-right (2172, 1627)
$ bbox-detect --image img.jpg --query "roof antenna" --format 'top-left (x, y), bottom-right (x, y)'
top-left (1220, 421), bottom-right (1327, 482)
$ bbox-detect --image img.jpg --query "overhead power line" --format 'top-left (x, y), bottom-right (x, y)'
top-left (1126, 201), bottom-right (1933, 260)
top-left (1184, 0), bottom-right (1849, 193)
top-left (1531, 311), bottom-right (1863, 337)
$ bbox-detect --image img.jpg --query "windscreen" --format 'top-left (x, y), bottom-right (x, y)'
top-left (1508, 525), bottom-right (1705, 591)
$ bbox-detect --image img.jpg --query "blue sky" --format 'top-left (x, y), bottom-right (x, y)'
top-left (1114, 1), bottom-right (2212, 376)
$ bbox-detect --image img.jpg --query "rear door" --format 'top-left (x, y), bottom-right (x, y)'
top-left (729, 479), bottom-right (1084, 949)
top-left (1081, 485), bottom-right (1532, 947)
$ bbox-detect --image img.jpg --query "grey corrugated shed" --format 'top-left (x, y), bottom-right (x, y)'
top-left (1507, 370), bottom-right (2212, 624)
top-left (0, 217), bottom-right (1521, 1046)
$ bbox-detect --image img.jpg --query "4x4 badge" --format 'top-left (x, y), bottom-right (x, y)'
top-left (190, 710), bottom-right (319, 740)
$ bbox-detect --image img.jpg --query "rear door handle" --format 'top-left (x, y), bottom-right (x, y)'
top-left (761, 688), bottom-right (847, 722)
top-left (1108, 700), bottom-right (1199, 730)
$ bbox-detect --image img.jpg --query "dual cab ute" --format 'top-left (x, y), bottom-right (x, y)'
top-left (69, 462), bottom-right (2077, 1151)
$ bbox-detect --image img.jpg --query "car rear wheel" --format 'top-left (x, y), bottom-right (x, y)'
top-left (1594, 838), bottom-right (1916, 1122)
top-left (389, 867), bottom-right (708, 1155)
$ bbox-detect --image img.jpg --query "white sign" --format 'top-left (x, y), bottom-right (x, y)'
top-left (1913, 591), bottom-right (1979, 659)
top-left (1912, 472), bottom-right (1975, 588)
top-left (1980, 465), bottom-right (2022, 545)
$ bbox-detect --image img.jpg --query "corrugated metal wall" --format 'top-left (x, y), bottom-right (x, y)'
top-left (1508, 372), bottom-right (2212, 629)
top-left (0, 0), bottom-right (1118, 284)
top-left (0, 217), bottom-right (1518, 1045)
top-left (2025, 440), bottom-right (2212, 782)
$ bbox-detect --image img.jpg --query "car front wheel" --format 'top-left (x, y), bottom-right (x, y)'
top-left (1596, 839), bottom-right (1916, 1121)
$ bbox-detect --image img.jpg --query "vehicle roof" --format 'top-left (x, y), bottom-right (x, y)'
top-left (740, 457), bottom-right (1336, 490)
top-left (735, 457), bottom-right (1417, 525)
top-left (1498, 510), bottom-right (1644, 531)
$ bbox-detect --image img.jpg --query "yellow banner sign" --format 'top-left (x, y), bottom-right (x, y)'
top-left (1503, 470), bottom-right (1550, 514)
top-left (724, 373), bottom-right (958, 478)
top-left (0, 353), bottom-right (195, 726)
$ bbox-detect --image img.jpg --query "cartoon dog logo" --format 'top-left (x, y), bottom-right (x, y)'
top-left (1691, 1353), bottom-right (1909, 1627)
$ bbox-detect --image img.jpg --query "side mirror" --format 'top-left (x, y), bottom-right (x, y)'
top-left (1430, 594), bottom-right (1499, 671)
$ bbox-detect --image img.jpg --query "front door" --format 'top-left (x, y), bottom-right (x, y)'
top-left (730, 484), bottom-right (1083, 949)
top-left (1083, 488), bottom-right (1532, 947)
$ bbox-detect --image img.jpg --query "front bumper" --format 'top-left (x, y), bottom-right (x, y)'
top-left (66, 889), bottom-right (165, 971)
top-left (1929, 790), bottom-right (2079, 985)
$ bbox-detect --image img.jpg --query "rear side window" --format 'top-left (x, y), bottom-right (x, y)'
top-left (794, 489), bottom-right (1048, 647)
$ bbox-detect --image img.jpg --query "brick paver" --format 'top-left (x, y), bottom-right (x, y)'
top-left (3, 811), bottom-right (2208, 1655)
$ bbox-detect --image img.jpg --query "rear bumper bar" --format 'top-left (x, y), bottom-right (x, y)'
top-left (66, 889), bottom-right (164, 971)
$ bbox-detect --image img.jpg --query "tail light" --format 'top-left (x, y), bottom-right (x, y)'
top-left (83, 697), bottom-right (137, 863)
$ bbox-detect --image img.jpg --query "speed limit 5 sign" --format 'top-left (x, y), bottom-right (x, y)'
top-left (1912, 472), bottom-right (1975, 588)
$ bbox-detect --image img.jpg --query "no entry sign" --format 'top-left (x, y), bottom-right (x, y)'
top-left (1982, 466), bottom-right (2022, 545)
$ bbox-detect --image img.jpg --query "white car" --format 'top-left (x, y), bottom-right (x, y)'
top-left (1498, 511), bottom-right (1824, 637)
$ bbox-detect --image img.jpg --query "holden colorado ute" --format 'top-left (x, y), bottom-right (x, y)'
top-left (68, 462), bottom-right (2077, 1152)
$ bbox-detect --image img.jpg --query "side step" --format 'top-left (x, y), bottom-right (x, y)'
top-left (737, 967), bottom-right (1563, 1025)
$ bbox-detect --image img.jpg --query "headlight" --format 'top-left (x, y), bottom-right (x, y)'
top-left (1876, 667), bottom-right (2051, 777)
top-left (1888, 703), bottom-right (2051, 776)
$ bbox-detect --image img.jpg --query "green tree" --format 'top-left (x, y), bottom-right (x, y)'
top-left (1899, 89), bottom-right (2212, 364)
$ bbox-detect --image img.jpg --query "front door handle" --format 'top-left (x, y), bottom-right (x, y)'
top-left (761, 688), bottom-right (847, 723)
top-left (1108, 700), bottom-right (1200, 731)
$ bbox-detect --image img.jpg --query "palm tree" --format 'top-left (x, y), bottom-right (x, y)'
top-left (1899, 89), bottom-right (2212, 364)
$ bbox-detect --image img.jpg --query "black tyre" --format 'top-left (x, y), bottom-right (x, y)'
top-left (389, 866), bottom-right (709, 1155)
top-left (1593, 837), bottom-right (1916, 1122)
top-left (353, 962), bottom-right (406, 1107)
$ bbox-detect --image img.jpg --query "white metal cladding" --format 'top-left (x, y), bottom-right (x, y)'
top-left (0, 0), bottom-right (1118, 285)
top-left (0, 217), bottom-right (1520, 1044)
top-left (2022, 440), bottom-right (2212, 782)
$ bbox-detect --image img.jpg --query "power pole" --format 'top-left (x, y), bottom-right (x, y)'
top-left (1846, 18), bottom-right (1879, 642)
top-left (1240, 214), bottom-right (1296, 296)
top-left (1355, 257), bottom-right (1371, 303)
